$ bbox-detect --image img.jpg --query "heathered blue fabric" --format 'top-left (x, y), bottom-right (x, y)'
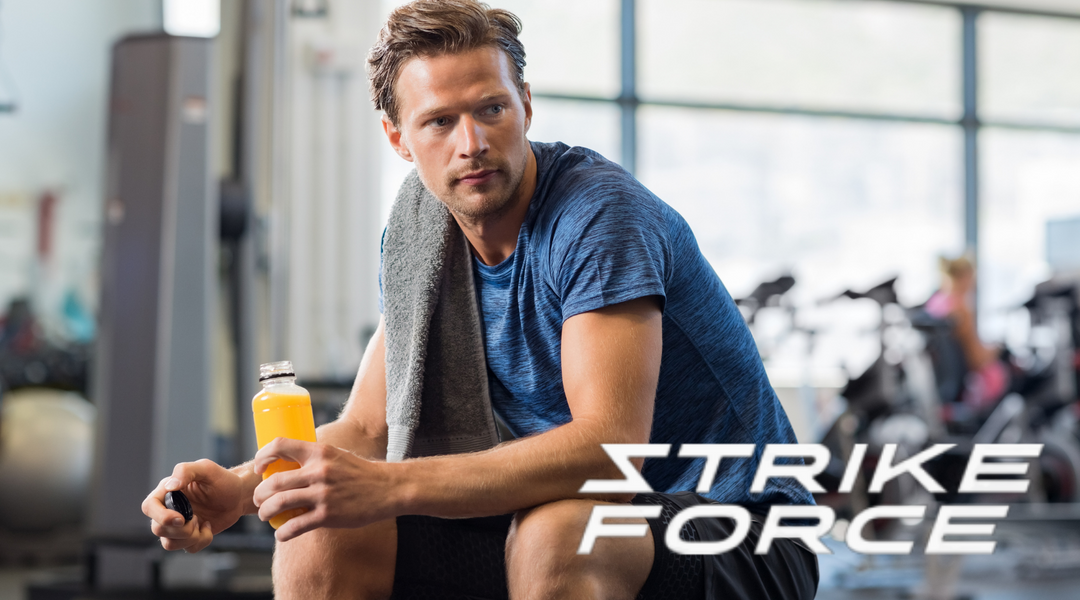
top-left (467, 142), bottom-right (814, 510)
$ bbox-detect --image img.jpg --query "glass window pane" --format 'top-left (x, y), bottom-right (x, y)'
top-left (638, 108), bottom-right (964, 307)
top-left (528, 98), bottom-right (621, 165)
top-left (496, 0), bottom-right (619, 98)
top-left (980, 129), bottom-right (1080, 340)
top-left (639, 0), bottom-right (961, 118)
top-left (981, 13), bottom-right (1080, 127)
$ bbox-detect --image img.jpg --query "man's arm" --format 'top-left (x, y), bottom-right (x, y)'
top-left (251, 296), bottom-right (663, 541)
top-left (951, 302), bottom-right (1000, 370)
top-left (317, 318), bottom-right (391, 459)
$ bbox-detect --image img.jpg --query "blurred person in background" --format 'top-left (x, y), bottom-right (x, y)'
top-left (924, 254), bottom-right (1010, 413)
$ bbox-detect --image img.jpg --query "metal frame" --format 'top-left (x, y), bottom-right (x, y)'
top-left (531, 0), bottom-right (1080, 277)
top-left (619, 0), bottom-right (637, 175)
top-left (962, 6), bottom-right (980, 259)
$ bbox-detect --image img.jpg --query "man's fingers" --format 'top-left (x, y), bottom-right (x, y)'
top-left (158, 517), bottom-right (211, 552)
top-left (143, 477), bottom-right (186, 527)
top-left (156, 515), bottom-right (198, 551)
top-left (251, 466), bottom-right (310, 508)
top-left (146, 460), bottom-right (230, 553)
top-left (170, 458), bottom-right (220, 489)
top-left (257, 488), bottom-right (313, 524)
top-left (161, 534), bottom-right (196, 552)
top-left (147, 460), bottom-right (226, 542)
top-left (187, 519), bottom-right (215, 553)
top-left (253, 438), bottom-right (320, 474)
top-left (273, 506), bottom-right (323, 543)
top-left (150, 515), bottom-right (196, 540)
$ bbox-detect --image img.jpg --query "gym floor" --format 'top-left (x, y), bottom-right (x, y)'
top-left (815, 511), bottom-right (1080, 599)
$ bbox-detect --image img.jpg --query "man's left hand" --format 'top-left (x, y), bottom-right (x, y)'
top-left (252, 438), bottom-right (394, 541)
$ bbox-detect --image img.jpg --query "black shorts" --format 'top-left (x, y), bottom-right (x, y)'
top-left (391, 492), bottom-right (819, 600)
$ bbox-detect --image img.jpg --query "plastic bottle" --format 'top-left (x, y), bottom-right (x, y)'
top-left (252, 360), bottom-right (317, 529)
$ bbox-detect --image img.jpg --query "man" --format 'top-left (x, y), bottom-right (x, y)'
top-left (143, 1), bottom-right (818, 598)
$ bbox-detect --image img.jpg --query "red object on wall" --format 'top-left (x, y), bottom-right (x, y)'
top-left (37, 190), bottom-right (57, 262)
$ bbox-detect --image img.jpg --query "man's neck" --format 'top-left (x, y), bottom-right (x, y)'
top-left (455, 145), bottom-right (538, 266)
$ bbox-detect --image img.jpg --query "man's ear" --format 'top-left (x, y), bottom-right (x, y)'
top-left (382, 114), bottom-right (414, 162)
top-left (522, 82), bottom-right (533, 135)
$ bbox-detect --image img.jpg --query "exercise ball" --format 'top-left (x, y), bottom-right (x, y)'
top-left (0, 388), bottom-right (95, 531)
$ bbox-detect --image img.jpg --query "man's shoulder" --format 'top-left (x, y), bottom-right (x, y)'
top-left (532, 141), bottom-right (660, 221)
top-left (533, 141), bottom-right (633, 192)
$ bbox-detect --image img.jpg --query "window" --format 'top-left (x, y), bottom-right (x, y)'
top-left (978, 11), bottom-right (1080, 339)
top-left (499, 0), bottom-right (619, 98)
top-left (639, 0), bottom-right (960, 119)
top-left (981, 12), bottom-right (1080, 127)
top-left (529, 98), bottom-right (620, 162)
top-left (980, 129), bottom-right (1080, 339)
top-left (633, 0), bottom-right (965, 304)
top-left (639, 108), bottom-right (963, 304)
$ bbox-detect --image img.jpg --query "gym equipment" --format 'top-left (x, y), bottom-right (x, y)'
top-left (0, 388), bottom-right (95, 531)
top-left (88, 32), bottom-right (214, 590)
top-left (735, 274), bottom-right (795, 324)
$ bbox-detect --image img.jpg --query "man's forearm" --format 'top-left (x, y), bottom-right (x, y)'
top-left (389, 420), bottom-right (638, 519)
top-left (319, 416), bottom-right (388, 462)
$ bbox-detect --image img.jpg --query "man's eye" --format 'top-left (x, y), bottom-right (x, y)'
top-left (432, 117), bottom-right (450, 127)
top-left (488, 105), bottom-right (503, 115)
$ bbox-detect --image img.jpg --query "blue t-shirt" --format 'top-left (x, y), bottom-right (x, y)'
top-left (468, 141), bottom-right (812, 510)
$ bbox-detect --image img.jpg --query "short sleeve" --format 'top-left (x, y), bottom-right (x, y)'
top-left (548, 184), bottom-right (670, 322)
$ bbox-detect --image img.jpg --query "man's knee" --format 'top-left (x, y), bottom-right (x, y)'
top-left (506, 500), bottom-right (652, 599)
top-left (273, 519), bottom-right (396, 600)
top-left (507, 499), bottom-right (595, 566)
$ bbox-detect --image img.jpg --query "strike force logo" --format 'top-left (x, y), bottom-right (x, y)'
top-left (578, 443), bottom-right (1040, 556)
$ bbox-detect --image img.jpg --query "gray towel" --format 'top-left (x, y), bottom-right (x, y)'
top-left (382, 169), bottom-right (501, 462)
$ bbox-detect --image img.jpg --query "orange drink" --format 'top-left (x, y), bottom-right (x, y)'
top-left (252, 361), bottom-right (316, 529)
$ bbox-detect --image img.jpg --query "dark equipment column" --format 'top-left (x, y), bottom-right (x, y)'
top-left (87, 33), bottom-right (215, 590)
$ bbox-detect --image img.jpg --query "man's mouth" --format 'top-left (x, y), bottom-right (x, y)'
top-left (457, 169), bottom-right (498, 186)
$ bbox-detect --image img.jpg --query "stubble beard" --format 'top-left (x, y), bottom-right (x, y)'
top-left (437, 150), bottom-right (528, 223)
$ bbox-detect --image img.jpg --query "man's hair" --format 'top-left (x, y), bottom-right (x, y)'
top-left (367, 0), bottom-right (527, 127)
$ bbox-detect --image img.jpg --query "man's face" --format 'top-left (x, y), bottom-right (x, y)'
top-left (384, 46), bottom-right (533, 221)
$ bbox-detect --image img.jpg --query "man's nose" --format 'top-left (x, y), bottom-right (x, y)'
top-left (456, 116), bottom-right (489, 159)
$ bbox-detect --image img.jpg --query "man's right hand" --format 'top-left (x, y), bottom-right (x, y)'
top-left (142, 459), bottom-right (248, 553)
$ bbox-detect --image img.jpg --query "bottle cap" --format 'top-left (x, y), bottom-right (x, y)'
top-left (259, 360), bottom-right (295, 382)
top-left (165, 490), bottom-right (193, 523)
